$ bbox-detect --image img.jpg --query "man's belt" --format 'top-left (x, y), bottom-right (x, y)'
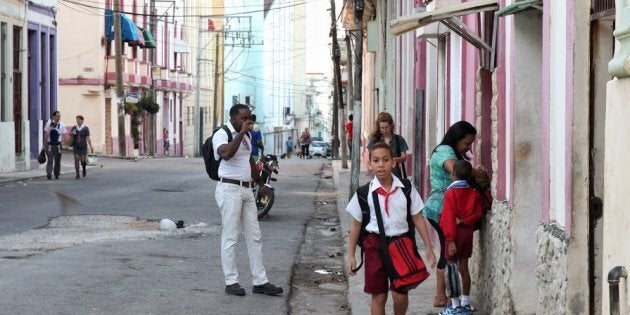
top-left (220, 178), bottom-right (254, 188)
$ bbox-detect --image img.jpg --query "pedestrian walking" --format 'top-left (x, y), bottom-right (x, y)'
top-left (367, 112), bottom-right (410, 179)
top-left (285, 136), bottom-right (294, 158)
top-left (346, 142), bottom-right (436, 315)
top-left (212, 104), bottom-right (283, 297)
top-left (163, 128), bottom-right (170, 156)
top-left (69, 115), bottom-right (94, 179)
top-left (438, 160), bottom-right (484, 315)
top-left (345, 114), bottom-right (353, 158)
top-left (43, 111), bottom-right (66, 180)
top-left (423, 120), bottom-right (488, 308)
top-left (299, 127), bottom-right (311, 158)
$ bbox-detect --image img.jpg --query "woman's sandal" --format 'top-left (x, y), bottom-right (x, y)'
top-left (433, 295), bottom-right (448, 307)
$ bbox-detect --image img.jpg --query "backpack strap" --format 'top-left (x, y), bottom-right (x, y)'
top-left (222, 125), bottom-right (233, 143)
top-left (400, 178), bottom-right (416, 243)
top-left (352, 183), bottom-right (371, 273)
top-left (357, 183), bottom-right (371, 229)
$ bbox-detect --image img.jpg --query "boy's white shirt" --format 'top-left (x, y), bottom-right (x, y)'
top-left (346, 175), bottom-right (424, 236)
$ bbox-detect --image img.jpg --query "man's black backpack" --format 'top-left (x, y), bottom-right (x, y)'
top-left (202, 126), bottom-right (232, 180)
top-left (352, 178), bottom-right (414, 272)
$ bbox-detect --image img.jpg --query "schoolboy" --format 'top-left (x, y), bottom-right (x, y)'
top-left (439, 160), bottom-right (484, 315)
top-left (346, 142), bottom-right (437, 315)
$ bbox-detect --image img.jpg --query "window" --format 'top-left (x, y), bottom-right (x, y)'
top-left (186, 106), bottom-right (191, 126)
top-left (245, 96), bottom-right (250, 105)
top-left (232, 95), bottom-right (238, 105)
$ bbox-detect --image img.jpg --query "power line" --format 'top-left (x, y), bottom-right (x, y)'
top-left (59, 0), bottom-right (312, 18)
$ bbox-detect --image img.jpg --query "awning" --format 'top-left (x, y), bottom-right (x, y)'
top-left (497, 0), bottom-right (542, 17)
top-left (105, 9), bottom-right (141, 44)
top-left (142, 29), bottom-right (157, 49)
top-left (390, 0), bottom-right (499, 36)
top-left (128, 26), bottom-right (145, 47)
top-left (172, 38), bottom-right (190, 54)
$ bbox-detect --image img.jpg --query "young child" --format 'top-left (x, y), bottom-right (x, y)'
top-left (439, 160), bottom-right (484, 315)
top-left (346, 142), bottom-right (437, 315)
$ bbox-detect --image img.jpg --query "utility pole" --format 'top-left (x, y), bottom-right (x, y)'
top-left (194, 17), bottom-right (202, 157)
top-left (350, 0), bottom-right (364, 196)
top-left (113, 0), bottom-right (126, 157)
top-left (344, 33), bottom-right (353, 169)
top-left (148, 0), bottom-right (156, 157)
top-left (213, 32), bottom-right (220, 129)
top-left (329, 0), bottom-right (342, 160)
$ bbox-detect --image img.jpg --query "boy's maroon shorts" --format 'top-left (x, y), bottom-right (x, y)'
top-left (446, 225), bottom-right (474, 260)
top-left (363, 233), bottom-right (390, 294)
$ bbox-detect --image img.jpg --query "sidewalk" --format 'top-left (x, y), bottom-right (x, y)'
top-left (0, 152), bottom-right (76, 184)
top-left (332, 160), bottom-right (439, 315)
top-left (0, 151), bottom-right (148, 185)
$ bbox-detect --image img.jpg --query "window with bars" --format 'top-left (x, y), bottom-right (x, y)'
top-left (592, 0), bottom-right (615, 18)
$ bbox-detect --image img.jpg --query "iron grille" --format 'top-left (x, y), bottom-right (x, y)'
top-left (592, 0), bottom-right (615, 15)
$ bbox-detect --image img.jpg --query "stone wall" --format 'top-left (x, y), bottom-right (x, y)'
top-left (471, 204), bottom-right (570, 314)
top-left (470, 200), bottom-right (514, 314)
top-left (536, 223), bottom-right (568, 314)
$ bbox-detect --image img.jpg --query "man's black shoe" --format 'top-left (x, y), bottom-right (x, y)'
top-left (252, 282), bottom-right (283, 296)
top-left (225, 283), bottom-right (246, 296)
top-left (47, 174), bottom-right (51, 180)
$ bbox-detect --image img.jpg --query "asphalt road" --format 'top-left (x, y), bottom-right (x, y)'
top-left (0, 155), bottom-right (326, 314)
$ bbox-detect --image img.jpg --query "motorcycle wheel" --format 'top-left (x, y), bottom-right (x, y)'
top-left (256, 189), bottom-right (275, 219)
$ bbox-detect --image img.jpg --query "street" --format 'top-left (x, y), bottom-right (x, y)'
top-left (0, 155), bottom-right (329, 314)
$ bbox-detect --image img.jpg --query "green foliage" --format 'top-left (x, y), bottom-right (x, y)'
top-left (138, 96), bottom-right (160, 114)
top-left (125, 95), bottom-right (159, 149)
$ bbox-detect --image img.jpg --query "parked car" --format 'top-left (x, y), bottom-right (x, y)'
top-left (310, 141), bottom-right (328, 157)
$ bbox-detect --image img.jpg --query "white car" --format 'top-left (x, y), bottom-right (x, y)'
top-left (310, 141), bottom-right (328, 157)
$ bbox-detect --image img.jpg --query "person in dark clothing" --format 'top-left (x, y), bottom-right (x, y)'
top-left (70, 115), bottom-right (94, 179)
top-left (43, 111), bottom-right (67, 180)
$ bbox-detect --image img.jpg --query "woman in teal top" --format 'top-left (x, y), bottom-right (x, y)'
top-left (424, 120), bottom-right (479, 307)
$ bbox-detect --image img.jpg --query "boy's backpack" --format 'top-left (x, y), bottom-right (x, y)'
top-left (202, 126), bottom-right (232, 180)
top-left (352, 178), bottom-right (413, 272)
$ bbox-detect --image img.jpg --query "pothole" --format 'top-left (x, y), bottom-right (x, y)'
top-left (0, 215), bottom-right (219, 256)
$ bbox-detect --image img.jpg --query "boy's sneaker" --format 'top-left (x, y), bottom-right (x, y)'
top-left (439, 306), bottom-right (464, 315)
top-left (460, 305), bottom-right (474, 314)
top-left (225, 283), bottom-right (246, 296)
top-left (440, 305), bottom-right (472, 315)
top-left (252, 282), bottom-right (283, 296)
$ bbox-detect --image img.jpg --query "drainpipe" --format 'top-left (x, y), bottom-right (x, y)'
top-left (608, 266), bottom-right (627, 315)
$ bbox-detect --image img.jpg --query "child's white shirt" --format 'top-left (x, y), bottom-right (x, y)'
top-left (346, 176), bottom-right (424, 236)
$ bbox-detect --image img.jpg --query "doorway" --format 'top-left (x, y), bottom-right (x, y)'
top-left (588, 3), bottom-right (614, 312)
top-left (13, 26), bottom-right (23, 159)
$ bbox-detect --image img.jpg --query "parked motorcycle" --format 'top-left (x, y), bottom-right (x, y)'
top-left (253, 153), bottom-right (279, 219)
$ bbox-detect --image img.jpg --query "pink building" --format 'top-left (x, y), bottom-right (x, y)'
top-left (345, 0), bottom-right (626, 313)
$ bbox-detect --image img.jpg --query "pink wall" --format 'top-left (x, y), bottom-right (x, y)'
top-left (541, 0), bottom-right (550, 221)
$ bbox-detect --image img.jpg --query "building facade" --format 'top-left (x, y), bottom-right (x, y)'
top-left (345, 0), bottom-right (627, 313)
top-left (0, 0), bottom-right (57, 173)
